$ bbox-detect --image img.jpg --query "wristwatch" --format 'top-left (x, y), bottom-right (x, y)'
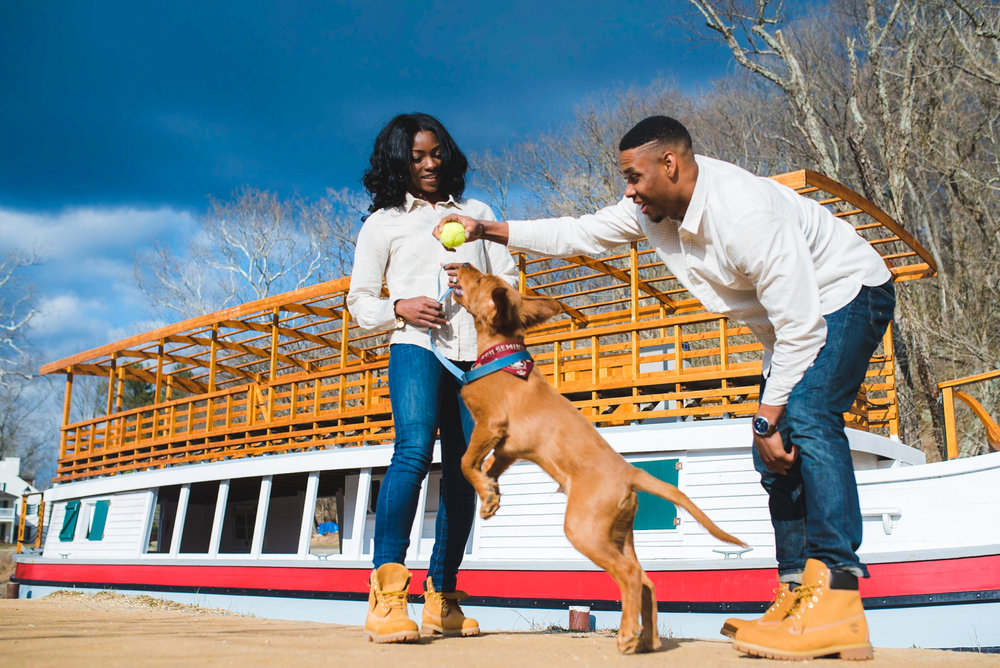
top-left (393, 300), bottom-right (405, 330)
top-left (752, 415), bottom-right (777, 437)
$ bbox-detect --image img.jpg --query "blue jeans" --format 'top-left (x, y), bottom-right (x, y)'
top-left (753, 280), bottom-right (895, 579)
top-left (373, 344), bottom-right (476, 592)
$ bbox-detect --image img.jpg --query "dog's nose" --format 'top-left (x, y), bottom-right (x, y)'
top-left (462, 263), bottom-right (471, 269)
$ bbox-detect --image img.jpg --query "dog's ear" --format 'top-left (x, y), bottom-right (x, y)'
top-left (491, 286), bottom-right (519, 330)
top-left (520, 294), bottom-right (562, 329)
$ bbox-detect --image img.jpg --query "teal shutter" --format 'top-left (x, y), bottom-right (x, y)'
top-left (59, 500), bottom-right (81, 541)
top-left (633, 459), bottom-right (679, 530)
top-left (87, 500), bottom-right (110, 541)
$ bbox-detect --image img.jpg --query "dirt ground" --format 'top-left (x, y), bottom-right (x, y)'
top-left (2, 593), bottom-right (998, 667)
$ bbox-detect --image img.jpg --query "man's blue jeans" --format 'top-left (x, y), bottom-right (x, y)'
top-left (373, 344), bottom-right (476, 592)
top-left (753, 280), bottom-right (895, 579)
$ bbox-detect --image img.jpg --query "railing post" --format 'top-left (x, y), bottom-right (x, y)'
top-left (941, 385), bottom-right (958, 460)
top-left (267, 308), bottom-right (280, 422)
top-left (60, 372), bottom-right (73, 461)
top-left (209, 324), bottom-right (219, 392)
top-left (340, 296), bottom-right (350, 368)
top-left (105, 354), bottom-right (117, 415)
top-left (16, 495), bottom-right (27, 553)
top-left (518, 253), bottom-right (527, 294)
top-left (719, 318), bottom-right (730, 414)
top-left (882, 321), bottom-right (899, 439)
top-left (35, 499), bottom-right (45, 549)
top-left (114, 366), bottom-right (124, 412)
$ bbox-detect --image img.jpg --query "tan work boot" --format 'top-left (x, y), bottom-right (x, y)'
top-left (365, 563), bottom-right (420, 644)
top-left (733, 559), bottom-right (873, 661)
top-left (721, 581), bottom-right (797, 638)
top-left (421, 576), bottom-right (480, 637)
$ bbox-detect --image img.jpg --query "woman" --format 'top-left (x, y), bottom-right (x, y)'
top-left (347, 113), bottom-right (517, 643)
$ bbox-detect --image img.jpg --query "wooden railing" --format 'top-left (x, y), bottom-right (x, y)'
top-left (938, 370), bottom-right (1000, 459)
top-left (43, 169), bottom-right (929, 482)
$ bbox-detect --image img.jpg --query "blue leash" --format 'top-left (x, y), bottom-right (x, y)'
top-left (429, 270), bottom-right (533, 385)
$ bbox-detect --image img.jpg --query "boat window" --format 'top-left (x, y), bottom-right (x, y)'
top-left (87, 500), bottom-right (110, 541)
top-left (310, 471), bottom-right (345, 558)
top-left (424, 469), bottom-right (440, 513)
top-left (220, 477), bottom-right (262, 554)
top-left (59, 500), bottom-right (80, 541)
top-left (179, 481), bottom-right (219, 553)
top-left (262, 472), bottom-right (308, 554)
top-left (146, 485), bottom-right (181, 553)
top-left (633, 459), bottom-right (680, 531)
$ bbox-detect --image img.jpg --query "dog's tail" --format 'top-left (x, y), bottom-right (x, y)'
top-left (631, 469), bottom-right (746, 547)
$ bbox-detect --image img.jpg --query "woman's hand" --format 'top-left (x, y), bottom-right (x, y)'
top-left (394, 297), bottom-right (447, 329)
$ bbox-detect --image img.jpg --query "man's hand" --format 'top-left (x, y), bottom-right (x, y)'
top-left (433, 214), bottom-right (510, 248)
top-left (753, 403), bottom-right (798, 475)
top-left (394, 297), bottom-right (446, 329)
top-left (754, 431), bottom-right (799, 475)
top-left (434, 214), bottom-right (484, 251)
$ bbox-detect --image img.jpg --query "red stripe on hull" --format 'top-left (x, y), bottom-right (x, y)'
top-left (15, 553), bottom-right (1000, 602)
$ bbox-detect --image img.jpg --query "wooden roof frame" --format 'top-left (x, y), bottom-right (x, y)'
top-left (40, 169), bottom-right (935, 382)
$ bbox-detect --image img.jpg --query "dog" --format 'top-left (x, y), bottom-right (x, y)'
top-left (451, 264), bottom-right (746, 654)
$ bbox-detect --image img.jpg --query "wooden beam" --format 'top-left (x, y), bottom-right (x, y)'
top-left (564, 254), bottom-right (677, 312)
top-left (40, 276), bottom-right (351, 375)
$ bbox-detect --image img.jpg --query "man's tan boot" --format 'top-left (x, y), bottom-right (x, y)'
top-left (720, 581), bottom-right (797, 638)
top-left (421, 576), bottom-right (480, 637)
top-left (733, 559), bottom-right (873, 661)
top-left (365, 563), bottom-right (420, 643)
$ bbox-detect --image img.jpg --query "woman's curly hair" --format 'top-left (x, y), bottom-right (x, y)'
top-left (362, 113), bottom-right (468, 214)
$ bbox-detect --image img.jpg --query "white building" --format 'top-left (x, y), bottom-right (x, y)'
top-left (0, 457), bottom-right (40, 544)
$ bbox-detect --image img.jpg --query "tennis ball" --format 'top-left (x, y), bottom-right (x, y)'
top-left (440, 221), bottom-right (467, 248)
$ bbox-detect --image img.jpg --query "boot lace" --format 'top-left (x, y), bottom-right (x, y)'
top-left (787, 584), bottom-right (820, 618)
top-left (376, 588), bottom-right (409, 610)
top-left (766, 585), bottom-right (789, 613)
top-left (425, 589), bottom-right (469, 616)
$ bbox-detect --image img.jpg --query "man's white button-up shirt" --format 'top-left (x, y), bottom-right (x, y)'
top-left (348, 193), bottom-right (518, 362)
top-left (506, 155), bottom-right (891, 406)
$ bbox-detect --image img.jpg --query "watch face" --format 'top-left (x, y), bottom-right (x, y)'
top-left (753, 416), bottom-right (770, 436)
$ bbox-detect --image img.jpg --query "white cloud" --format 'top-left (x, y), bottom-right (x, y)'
top-left (0, 205), bottom-right (196, 262)
top-left (0, 204), bottom-right (199, 364)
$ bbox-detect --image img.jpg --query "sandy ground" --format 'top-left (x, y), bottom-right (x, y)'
top-left (1, 593), bottom-right (998, 667)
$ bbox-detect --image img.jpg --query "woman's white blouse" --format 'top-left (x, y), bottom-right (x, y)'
top-left (347, 193), bottom-right (518, 362)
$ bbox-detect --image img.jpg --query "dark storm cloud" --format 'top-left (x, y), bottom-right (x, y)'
top-left (0, 0), bottom-right (723, 212)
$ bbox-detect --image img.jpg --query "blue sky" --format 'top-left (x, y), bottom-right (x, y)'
top-left (0, 0), bottom-right (733, 366)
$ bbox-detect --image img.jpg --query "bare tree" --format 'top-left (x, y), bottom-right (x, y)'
top-left (0, 253), bottom-right (51, 483)
top-left (136, 187), bottom-right (364, 318)
top-left (687, 0), bottom-right (1000, 457)
top-left (471, 0), bottom-right (999, 459)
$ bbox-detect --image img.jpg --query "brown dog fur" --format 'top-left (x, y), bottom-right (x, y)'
top-left (453, 265), bottom-right (746, 654)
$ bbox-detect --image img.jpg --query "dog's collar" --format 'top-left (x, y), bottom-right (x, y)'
top-left (428, 272), bottom-right (533, 385)
top-left (472, 342), bottom-right (534, 381)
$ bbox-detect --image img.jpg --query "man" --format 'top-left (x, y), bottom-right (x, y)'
top-left (436, 116), bottom-right (894, 661)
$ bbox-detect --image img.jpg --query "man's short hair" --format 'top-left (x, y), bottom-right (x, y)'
top-left (619, 116), bottom-right (693, 153)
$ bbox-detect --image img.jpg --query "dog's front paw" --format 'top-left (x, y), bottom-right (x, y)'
top-left (480, 491), bottom-right (500, 518)
top-left (616, 630), bottom-right (642, 655)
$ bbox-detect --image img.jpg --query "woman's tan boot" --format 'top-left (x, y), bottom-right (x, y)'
top-left (365, 563), bottom-right (420, 644)
top-left (421, 576), bottom-right (480, 637)
top-left (721, 581), bottom-right (797, 638)
top-left (733, 559), bottom-right (873, 661)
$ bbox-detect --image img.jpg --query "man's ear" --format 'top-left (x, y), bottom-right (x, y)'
top-left (659, 148), bottom-right (676, 177)
top-left (520, 295), bottom-right (561, 329)
top-left (491, 286), bottom-right (519, 330)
